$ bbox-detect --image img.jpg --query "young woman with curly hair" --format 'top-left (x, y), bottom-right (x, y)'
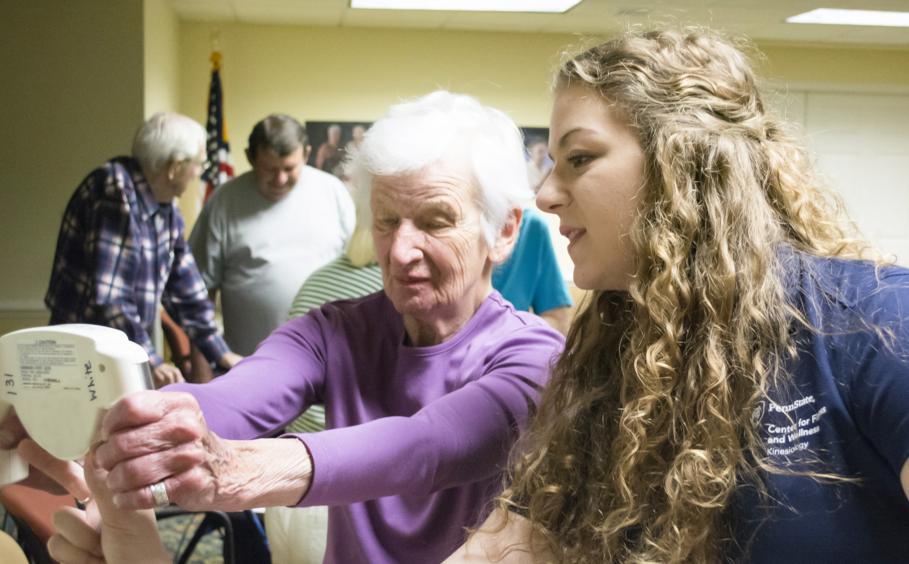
top-left (448, 28), bottom-right (909, 563)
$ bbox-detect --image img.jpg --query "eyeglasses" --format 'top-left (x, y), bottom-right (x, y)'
top-left (183, 158), bottom-right (211, 170)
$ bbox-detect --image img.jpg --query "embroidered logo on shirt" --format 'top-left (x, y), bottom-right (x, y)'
top-left (758, 395), bottom-right (828, 457)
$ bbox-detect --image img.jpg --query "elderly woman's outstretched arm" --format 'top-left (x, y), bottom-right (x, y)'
top-left (91, 297), bottom-right (562, 513)
top-left (92, 389), bottom-right (313, 511)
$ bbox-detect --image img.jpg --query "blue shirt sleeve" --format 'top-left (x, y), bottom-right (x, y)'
top-left (493, 209), bottom-right (571, 314)
top-left (840, 267), bottom-right (909, 475)
top-left (526, 212), bottom-right (572, 314)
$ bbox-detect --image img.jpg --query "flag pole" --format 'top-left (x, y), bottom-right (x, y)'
top-left (202, 49), bottom-right (233, 202)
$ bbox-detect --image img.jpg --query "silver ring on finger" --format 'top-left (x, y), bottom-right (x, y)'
top-left (150, 481), bottom-right (171, 508)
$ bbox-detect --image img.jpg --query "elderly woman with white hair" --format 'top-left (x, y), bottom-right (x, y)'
top-left (39, 91), bottom-right (564, 564)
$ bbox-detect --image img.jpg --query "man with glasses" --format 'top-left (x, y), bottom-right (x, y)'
top-left (45, 112), bottom-right (242, 387)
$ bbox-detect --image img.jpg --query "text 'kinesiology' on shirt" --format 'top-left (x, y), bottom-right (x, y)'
top-left (732, 250), bottom-right (909, 563)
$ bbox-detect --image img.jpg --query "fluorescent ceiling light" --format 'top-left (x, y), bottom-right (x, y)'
top-left (786, 8), bottom-right (909, 27)
top-left (350, 0), bottom-right (582, 13)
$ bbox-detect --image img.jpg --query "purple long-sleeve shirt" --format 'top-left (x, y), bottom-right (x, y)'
top-left (167, 290), bottom-right (563, 563)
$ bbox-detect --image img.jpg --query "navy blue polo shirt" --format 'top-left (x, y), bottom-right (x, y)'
top-left (734, 251), bottom-right (909, 562)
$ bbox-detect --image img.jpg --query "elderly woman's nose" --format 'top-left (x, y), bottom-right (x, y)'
top-left (389, 223), bottom-right (424, 265)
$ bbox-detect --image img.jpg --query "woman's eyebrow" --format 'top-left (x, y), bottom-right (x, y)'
top-left (556, 127), bottom-right (597, 149)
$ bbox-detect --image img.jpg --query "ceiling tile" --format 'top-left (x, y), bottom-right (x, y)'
top-left (232, 1), bottom-right (343, 25)
top-left (172, 0), bottom-right (237, 21)
top-left (166, 0), bottom-right (909, 46)
top-left (441, 12), bottom-right (553, 32)
top-left (341, 9), bottom-right (449, 29)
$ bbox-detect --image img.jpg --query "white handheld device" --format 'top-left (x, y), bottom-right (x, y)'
top-left (0, 324), bottom-right (152, 485)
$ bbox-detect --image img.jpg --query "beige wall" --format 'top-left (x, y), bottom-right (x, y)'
top-left (761, 43), bottom-right (909, 91)
top-left (143, 0), bottom-right (207, 223)
top-left (144, 0), bottom-right (180, 115)
top-left (4, 13), bottom-right (909, 334)
top-left (0, 0), bottom-right (145, 332)
top-left (177, 23), bottom-right (909, 178)
top-left (177, 23), bottom-right (576, 177)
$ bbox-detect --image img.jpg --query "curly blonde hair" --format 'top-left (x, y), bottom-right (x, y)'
top-left (499, 28), bottom-right (868, 562)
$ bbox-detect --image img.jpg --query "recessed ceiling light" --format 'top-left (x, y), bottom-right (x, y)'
top-left (350, 0), bottom-right (582, 13)
top-left (786, 8), bottom-right (909, 27)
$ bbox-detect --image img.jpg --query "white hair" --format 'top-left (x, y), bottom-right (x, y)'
top-left (348, 90), bottom-right (532, 246)
top-left (132, 112), bottom-right (205, 175)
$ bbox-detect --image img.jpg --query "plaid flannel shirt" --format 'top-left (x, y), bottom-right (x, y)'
top-left (45, 156), bottom-right (229, 367)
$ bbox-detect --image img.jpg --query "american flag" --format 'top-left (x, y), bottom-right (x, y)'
top-left (202, 51), bottom-right (233, 202)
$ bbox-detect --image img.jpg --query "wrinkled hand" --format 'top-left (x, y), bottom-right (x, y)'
top-left (152, 363), bottom-right (184, 388)
top-left (93, 390), bottom-right (235, 511)
top-left (0, 408), bottom-right (90, 500)
top-left (47, 451), bottom-right (169, 564)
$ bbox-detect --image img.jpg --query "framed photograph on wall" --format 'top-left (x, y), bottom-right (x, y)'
top-left (305, 122), bottom-right (552, 187)
top-left (305, 121), bottom-right (371, 178)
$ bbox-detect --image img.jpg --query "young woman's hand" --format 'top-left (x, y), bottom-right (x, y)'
top-left (47, 450), bottom-right (170, 564)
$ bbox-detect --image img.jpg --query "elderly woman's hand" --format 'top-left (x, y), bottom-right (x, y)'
top-left (93, 390), bottom-right (313, 511)
top-left (47, 450), bottom-right (169, 564)
top-left (92, 390), bottom-right (226, 510)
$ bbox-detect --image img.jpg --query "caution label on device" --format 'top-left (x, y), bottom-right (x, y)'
top-left (17, 339), bottom-right (79, 391)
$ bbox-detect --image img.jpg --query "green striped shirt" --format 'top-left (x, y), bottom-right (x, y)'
top-left (285, 256), bottom-right (383, 434)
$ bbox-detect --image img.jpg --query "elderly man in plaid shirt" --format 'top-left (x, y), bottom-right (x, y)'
top-left (45, 112), bottom-right (242, 387)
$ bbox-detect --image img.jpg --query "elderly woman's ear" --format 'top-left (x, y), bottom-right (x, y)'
top-left (489, 208), bottom-right (523, 264)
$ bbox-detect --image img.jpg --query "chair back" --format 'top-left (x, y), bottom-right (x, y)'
top-left (0, 483), bottom-right (75, 564)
